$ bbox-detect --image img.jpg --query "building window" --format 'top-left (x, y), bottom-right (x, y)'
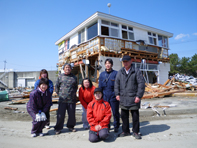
top-left (122, 25), bottom-right (127, 29)
top-left (87, 22), bottom-right (98, 40)
top-left (101, 20), bottom-right (119, 38)
top-left (78, 29), bottom-right (85, 44)
top-left (101, 26), bottom-right (109, 36)
top-left (101, 20), bottom-right (110, 25)
top-left (121, 25), bottom-right (134, 40)
top-left (128, 32), bottom-right (134, 40)
top-left (110, 28), bottom-right (119, 37)
top-left (67, 39), bottom-right (70, 50)
top-left (158, 35), bottom-right (168, 48)
top-left (122, 30), bottom-right (128, 39)
top-left (148, 32), bottom-right (157, 45)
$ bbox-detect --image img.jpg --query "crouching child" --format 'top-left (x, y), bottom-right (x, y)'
top-left (27, 78), bottom-right (51, 137)
top-left (87, 88), bottom-right (111, 142)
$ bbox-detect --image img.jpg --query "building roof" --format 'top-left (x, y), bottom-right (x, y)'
top-left (55, 11), bottom-right (173, 45)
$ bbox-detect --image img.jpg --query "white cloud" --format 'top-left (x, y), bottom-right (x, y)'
top-left (193, 32), bottom-right (197, 36)
top-left (174, 33), bottom-right (190, 40)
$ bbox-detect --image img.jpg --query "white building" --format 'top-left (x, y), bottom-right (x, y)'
top-left (55, 11), bottom-right (173, 84)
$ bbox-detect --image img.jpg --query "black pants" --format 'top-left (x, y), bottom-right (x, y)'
top-left (109, 99), bottom-right (120, 128)
top-left (45, 107), bottom-right (51, 126)
top-left (89, 128), bottom-right (109, 142)
top-left (121, 109), bottom-right (139, 134)
top-left (54, 102), bottom-right (76, 131)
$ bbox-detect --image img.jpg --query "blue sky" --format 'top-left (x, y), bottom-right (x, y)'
top-left (0, 0), bottom-right (197, 71)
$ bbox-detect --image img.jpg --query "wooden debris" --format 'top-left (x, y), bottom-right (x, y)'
top-left (4, 107), bottom-right (18, 110)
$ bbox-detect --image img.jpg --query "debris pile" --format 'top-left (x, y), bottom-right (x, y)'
top-left (174, 73), bottom-right (197, 86)
top-left (142, 83), bottom-right (185, 99)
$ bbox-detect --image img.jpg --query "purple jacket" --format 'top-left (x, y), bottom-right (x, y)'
top-left (27, 88), bottom-right (51, 114)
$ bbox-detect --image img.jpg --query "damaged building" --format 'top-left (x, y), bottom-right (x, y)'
top-left (55, 11), bottom-right (173, 84)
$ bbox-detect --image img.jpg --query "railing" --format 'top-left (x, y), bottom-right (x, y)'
top-left (58, 36), bottom-right (169, 66)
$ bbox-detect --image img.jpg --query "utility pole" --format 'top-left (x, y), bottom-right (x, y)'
top-left (4, 60), bottom-right (7, 72)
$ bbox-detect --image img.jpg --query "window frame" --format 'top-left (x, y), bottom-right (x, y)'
top-left (148, 32), bottom-right (157, 45)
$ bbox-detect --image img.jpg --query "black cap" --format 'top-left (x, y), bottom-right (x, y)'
top-left (122, 55), bottom-right (131, 61)
top-left (94, 88), bottom-right (103, 94)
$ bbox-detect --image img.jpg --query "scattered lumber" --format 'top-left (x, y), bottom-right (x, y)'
top-left (142, 81), bottom-right (187, 99)
top-left (4, 107), bottom-right (18, 110)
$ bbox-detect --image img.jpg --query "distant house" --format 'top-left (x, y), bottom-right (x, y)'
top-left (55, 11), bottom-right (173, 84)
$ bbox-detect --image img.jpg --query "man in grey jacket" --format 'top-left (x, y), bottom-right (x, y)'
top-left (114, 55), bottom-right (145, 139)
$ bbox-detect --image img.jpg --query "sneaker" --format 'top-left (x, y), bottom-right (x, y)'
top-left (118, 132), bottom-right (130, 137)
top-left (31, 133), bottom-right (36, 137)
top-left (55, 130), bottom-right (61, 135)
top-left (39, 133), bottom-right (44, 137)
top-left (69, 128), bottom-right (76, 132)
top-left (114, 127), bottom-right (119, 133)
top-left (45, 125), bottom-right (50, 129)
top-left (133, 133), bottom-right (142, 139)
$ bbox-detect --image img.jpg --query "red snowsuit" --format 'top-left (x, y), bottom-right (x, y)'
top-left (87, 98), bottom-right (111, 132)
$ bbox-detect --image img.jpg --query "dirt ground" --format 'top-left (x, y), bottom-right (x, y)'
top-left (0, 96), bottom-right (197, 148)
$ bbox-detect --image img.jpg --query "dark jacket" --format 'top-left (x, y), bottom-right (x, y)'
top-left (55, 73), bottom-right (78, 103)
top-left (27, 88), bottom-right (51, 114)
top-left (114, 65), bottom-right (145, 108)
top-left (99, 69), bottom-right (117, 102)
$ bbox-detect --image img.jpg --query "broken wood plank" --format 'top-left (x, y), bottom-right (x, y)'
top-left (4, 107), bottom-right (18, 110)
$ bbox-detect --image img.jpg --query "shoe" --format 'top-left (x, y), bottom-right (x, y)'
top-left (133, 133), bottom-right (142, 139)
top-left (118, 132), bottom-right (130, 137)
top-left (31, 133), bottom-right (36, 137)
top-left (69, 128), bottom-right (76, 132)
top-left (55, 130), bottom-right (61, 135)
top-left (45, 125), bottom-right (50, 129)
top-left (114, 127), bottom-right (119, 133)
top-left (39, 133), bottom-right (44, 137)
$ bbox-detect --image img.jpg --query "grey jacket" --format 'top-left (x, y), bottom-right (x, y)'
top-left (114, 65), bottom-right (145, 108)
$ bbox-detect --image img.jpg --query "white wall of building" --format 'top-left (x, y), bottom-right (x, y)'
top-left (70, 33), bottom-right (78, 47)
top-left (134, 28), bottom-right (148, 43)
top-left (158, 63), bottom-right (170, 84)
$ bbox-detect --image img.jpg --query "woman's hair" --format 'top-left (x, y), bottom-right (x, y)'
top-left (105, 58), bottom-right (113, 65)
top-left (39, 69), bottom-right (48, 79)
top-left (81, 78), bottom-right (93, 90)
top-left (38, 78), bottom-right (49, 87)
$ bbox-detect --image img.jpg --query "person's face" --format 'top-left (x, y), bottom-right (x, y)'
top-left (39, 84), bottom-right (48, 92)
top-left (94, 92), bottom-right (102, 100)
top-left (41, 73), bottom-right (47, 78)
top-left (123, 60), bottom-right (132, 69)
top-left (83, 80), bottom-right (90, 88)
top-left (64, 65), bottom-right (71, 74)
top-left (105, 61), bottom-right (112, 71)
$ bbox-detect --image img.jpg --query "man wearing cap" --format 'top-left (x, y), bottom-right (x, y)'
top-left (114, 55), bottom-right (145, 139)
top-left (54, 63), bottom-right (78, 134)
top-left (99, 58), bottom-right (120, 132)
top-left (87, 88), bottom-right (112, 142)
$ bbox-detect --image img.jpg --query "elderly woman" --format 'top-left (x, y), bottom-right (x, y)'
top-left (27, 78), bottom-right (51, 137)
top-left (87, 88), bottom-right (112, 142)
top-left (79, 78), bottom-right (96, 129)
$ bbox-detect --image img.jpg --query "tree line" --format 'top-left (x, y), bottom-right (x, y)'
top-left (169, 53), bottom-right (197, 77)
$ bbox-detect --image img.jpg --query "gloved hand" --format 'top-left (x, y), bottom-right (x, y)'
top-left (35, 113), bottom-right (41, 122)
top-left (40, 112), bottom-right (47, 121)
